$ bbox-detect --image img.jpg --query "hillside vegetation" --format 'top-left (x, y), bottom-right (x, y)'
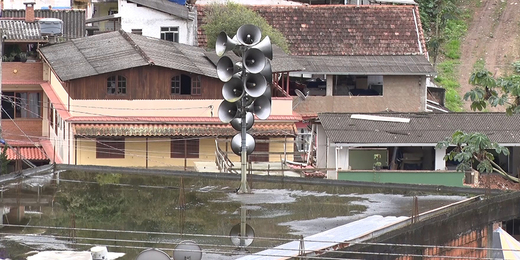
top-left (418, 0), bottom-right (520, 111)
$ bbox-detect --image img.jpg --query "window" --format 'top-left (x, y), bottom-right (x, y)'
top-left (192, 75), bottom-right (201, 95)
top-left (160, 27), bottom-right (179, 43)
top-left (96, 138), bottom-right (125, 159)
top-left (171, 138), bottom-right (199, 158)
top-left (131, 29), bottom-right (142, 35)
top-left (1, 92), bottom-right (41, 119)
top-left (107, 75), bottom-right (127, 95)
top-left (171, 74), bottom-right (202, 96)
top-left (332, 75), bottom-right (383, 96)
top-left (171, 75), bottom-right (181, 94)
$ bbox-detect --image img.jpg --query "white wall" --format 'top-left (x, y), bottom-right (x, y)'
top-left (119, 0), bottom-right (196, 45)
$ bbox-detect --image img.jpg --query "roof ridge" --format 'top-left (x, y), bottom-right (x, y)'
top-left (119, 29), bottom-right (155, 65)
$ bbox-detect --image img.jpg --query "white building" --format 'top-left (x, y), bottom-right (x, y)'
top-left (86, 0), bottom-right (197, 45)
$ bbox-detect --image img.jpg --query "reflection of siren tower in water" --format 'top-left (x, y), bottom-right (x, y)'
top-left (216, 24), bottom-right (273, 194)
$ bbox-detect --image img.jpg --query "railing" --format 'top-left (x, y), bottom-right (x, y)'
top-left (214, 140), bottom-right (237, 174)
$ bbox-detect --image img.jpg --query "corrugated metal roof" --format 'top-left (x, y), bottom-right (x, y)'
top-left (0, 20), bottom-right (44, 41)
top-left (127, 0), bottom-right (192, 20)
top-left (293, 55), bottom-right (435, 75)
top-left (73, 122), bottom-right (297, 137)
top-left (40, 30), bottom-right (224, 81)
top-left (6, 147), bottom-right (49, 161)
top-left (318, 112), bottom-right (520, 145)
top-left (2, 9), bottom-right (86, 40)
top-left (238, 215), bottom-right (409, 260)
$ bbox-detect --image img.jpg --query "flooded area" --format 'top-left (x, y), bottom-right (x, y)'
top-left (0, 170), bottom-right (470, 259)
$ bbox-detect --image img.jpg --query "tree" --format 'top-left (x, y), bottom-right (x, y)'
top-left (464, 69), bottom-right (520, 115)
top-left (201, 2), bottom-right (289, 53)
top-left (436, 130), bottom-right (516, 182)
top-left (437, 67), bottom-right (520, 183)
top-left (0, 145), bottom-right (8, 175)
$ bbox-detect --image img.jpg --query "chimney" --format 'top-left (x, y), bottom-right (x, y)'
top-left (24, 2), bottom-right (36, 23)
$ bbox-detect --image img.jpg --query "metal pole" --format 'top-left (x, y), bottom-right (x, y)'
top-left (238, 98), bottom-right (250, 194)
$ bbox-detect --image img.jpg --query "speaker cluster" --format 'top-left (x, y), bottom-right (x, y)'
top-left (216, 24), bottom-right (273, 156)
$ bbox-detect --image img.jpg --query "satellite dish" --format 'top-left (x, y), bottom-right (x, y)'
top-left (135, 248), bottom-right (171, 260)
top-left (173, 241), bottom-right (202, 260)
top-left (229, 223), bottom-right (255, 247)
top-left (293, 89), bottom-right (309, 109)
top-left (295, 89), bottom-right (308, 101)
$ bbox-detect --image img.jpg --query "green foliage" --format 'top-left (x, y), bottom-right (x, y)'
top-left (513, 60), bottom-right (520, 74)
top-left (0, 145), bottom-right (9, 175)
top-left (201, 2), bottom-right (289, 53)
top-left (434, 61), bottom-right (464, 111)
top-left (436, 130), bottom-right (516, 182)
top-left (465, 69), bottom-right (520, 115)
top-left (95, 173), bottom-right (122, 185)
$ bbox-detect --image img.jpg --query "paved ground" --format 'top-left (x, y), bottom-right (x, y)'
top-left (194, 161), bottom-right (302, 177)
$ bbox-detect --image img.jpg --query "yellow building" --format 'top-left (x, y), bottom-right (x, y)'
top-left (39, 30), bottom-right (300, 169)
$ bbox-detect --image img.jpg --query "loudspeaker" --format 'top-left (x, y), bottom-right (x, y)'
top-left (217, 56), bottom-right (242, 82)
top-left (243, 73), bottom-right (267, 98)
top-left (236, 24), bottom-right (262, 46)
top-left (251, 36), bottom-right (273, 60)
top-left (222, 77), bottom-right (244, 103)
top-left (218, 100), bottom-right (238, 123)
top-left (261, 59), bottom-right (272, 84)
top-left (252, 95), bottom-right (271, 120)
top-left (230, 112), bottom-right (254, 131)
top-left (243, 48), bottom-right (267, 74)
top-left (216, 32), bottom-right (238, 56)
top-left (231, 133), bottom-right (255, 156)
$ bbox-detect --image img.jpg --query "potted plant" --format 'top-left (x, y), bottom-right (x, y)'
top-left (373, 153), bottom-right (382, 170)
top-left (18, 52), bottom-right (27, 62)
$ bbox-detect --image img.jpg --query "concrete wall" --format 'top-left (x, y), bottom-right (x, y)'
top-left (295, 75), bottom-right (427, 114)
top-left (75, 136), bottom-right (293, 167)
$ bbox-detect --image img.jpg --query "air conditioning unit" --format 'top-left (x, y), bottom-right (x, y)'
top-left (39, 18), bottom-right (63, 36)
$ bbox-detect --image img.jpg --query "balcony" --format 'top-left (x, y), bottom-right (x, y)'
top-left (2, 62), bottom-right (44, 83)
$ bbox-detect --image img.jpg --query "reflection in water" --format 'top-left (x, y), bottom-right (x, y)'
top-left (0, 171), bottom-right (469, 259)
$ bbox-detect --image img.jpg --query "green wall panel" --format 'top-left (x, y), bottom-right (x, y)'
top-left (338, 171), bottom-right (465, 187)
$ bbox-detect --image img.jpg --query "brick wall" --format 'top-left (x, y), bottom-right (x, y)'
top-left (1, 119), bottom-right (43, 143)
top-left (2, 62), bottom-right (43, 82)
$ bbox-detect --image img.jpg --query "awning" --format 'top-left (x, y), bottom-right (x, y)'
top-left (73, 123), bottom-right (297, 137)
top-left (6, 147), bottom-right (49, 161)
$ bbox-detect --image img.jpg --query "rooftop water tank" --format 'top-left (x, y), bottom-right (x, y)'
top-left (39, 18), bottom-right (63, 36)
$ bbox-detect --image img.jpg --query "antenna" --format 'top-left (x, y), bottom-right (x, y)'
top-left (292, 88), bottom-right (309, 109)
top-left (172, 241), bottom-right (202, 260)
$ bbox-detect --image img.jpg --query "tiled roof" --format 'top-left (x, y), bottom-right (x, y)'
top-left (318, 112), bottom-right (520, 145)
top-left (67, 114), bottom-right (303, 122)
top-left (197, 4), bottom-right (427, 56)
top-left (2, 9), bottom-right (86, 40)
top-left (0, 20), bottom-right (44, 41)
top-left (73, 122), bottom-right (297, 137)
top-left (39, 30), bottom-right (218, 81)
top-left (6, 147), bottom-right (49, 161)
top-left (293, 55), bottom-right (435, 75)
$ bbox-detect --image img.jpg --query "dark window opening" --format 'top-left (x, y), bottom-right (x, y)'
top-left (160, 27), bottom-right (179, 43)
top-left (1, 92), bottom-right (41, 119)
top-left (171, 138), bottom-right (199, 158)
top-left (96, 138), bottom-right (125, 159)
top-left (107, 75), bottom-right (127, 95)
top-left (333, 75), bottom-right (383, 96)
top-left (131, 29), bottom-right (143, 35)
